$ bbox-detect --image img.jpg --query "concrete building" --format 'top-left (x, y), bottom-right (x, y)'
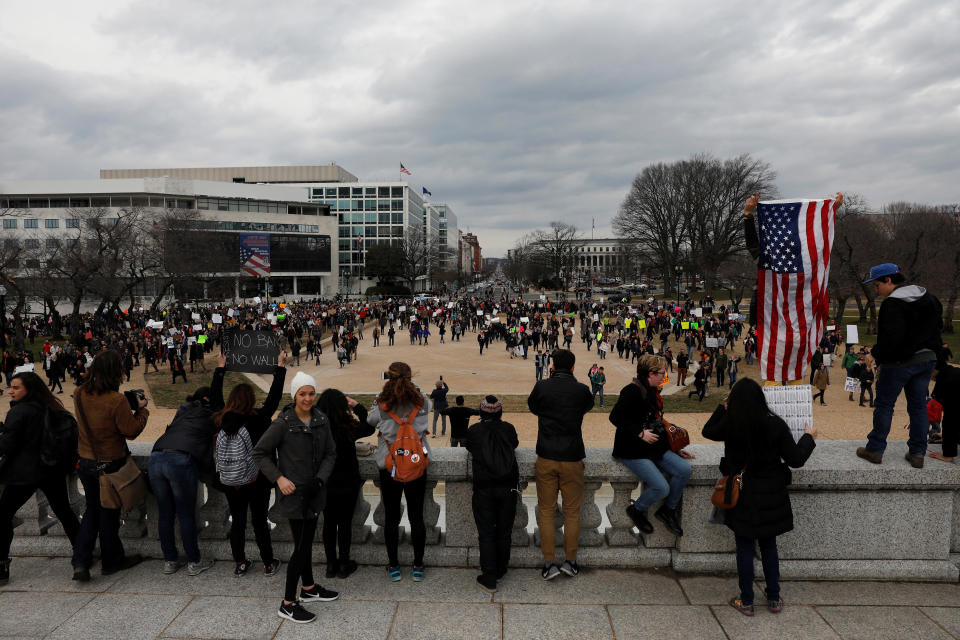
top-left (101, 164), bottom-right (358, 184)
top-left (571, 237), bottom-right (636, 282)
top-left (459, 232), bottom-right (482, 280)
top-left (0, 177), bottom-right (337, 299)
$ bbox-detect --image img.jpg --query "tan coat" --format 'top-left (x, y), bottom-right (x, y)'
top-left (813, 368), bottom-right (830, 391)
top-left (74, 390), bottom-right (149, 461)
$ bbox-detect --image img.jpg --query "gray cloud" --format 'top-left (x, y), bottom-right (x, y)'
top-left (1, 0), bottom-right (957, 257)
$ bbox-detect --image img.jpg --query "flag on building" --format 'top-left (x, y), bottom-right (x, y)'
top-left (755, 198), bottom-right (836, 382)
top-left (240, 234), bottom-right (270, 277)
top-left (422, 187), bottom-right (432, 196)
top-left (400, 163), bottom-right (411, 175)
top-left (357, 234), bottom-right (364, 247)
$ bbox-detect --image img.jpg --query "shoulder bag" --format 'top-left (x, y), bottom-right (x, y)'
top-left (634, 381), bottom-right (690, 453)
top-left (711, 465), bottom-right (746, 510)
top-left (76, 393), bottom-right (148, 515)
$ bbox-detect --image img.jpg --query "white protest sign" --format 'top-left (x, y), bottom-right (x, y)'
top-left (600, 297), bottom-right (605, 303)
top-left (191, 313), bottom-right (200, 321)
top-left (167, 328), bottom-right (177, 336)
top-left (212, 314), bottom-right (223, 324)
top-left (192, 324), bottom-right (202, 331)
top-left (826, 325), bottom-right (836, 331)
top-left (540, 295), bottom-right (546, 301)
top-left (166, 338), bottom-right (174, 346)
top-left (520, 316), bottom-right (529, 323)
top-left (433, 310), bottom-right (441, 317)
top-left (253, 296), bottom-right (261, 304)
top-left (692, 308), bottom-right (703, 317)
top-left (228, 309), bottom-right (236, 317)
top-left (188, 337), bottom-right (197, 345)
top-left (491, 317), bottom-right (500, 323)
top-left (399, 305), bottom-right (407, 312)
top-left (124, 321), bottom-right (131, 329)
top-left (410, 315), bottom-right (416, 322)
top-left (706, 337), bottom-right (719, 348)
top-left (846, 324), bottom-right (859, 345)
top-left (447, 302), bottom-right (454, 308)
top-left (477, 310), bottom-right (483, 316)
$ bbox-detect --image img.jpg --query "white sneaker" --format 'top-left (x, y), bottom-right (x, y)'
top-left (187, 559), bottom-right (214, 576)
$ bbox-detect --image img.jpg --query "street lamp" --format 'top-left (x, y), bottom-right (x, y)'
top-left (673, 265), bottom-right (683, 308)
top-left (0, 285), bottom-right (6, 351)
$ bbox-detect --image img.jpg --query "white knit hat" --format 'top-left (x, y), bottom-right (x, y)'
top-left (290, 371), bottom-right (317, 399)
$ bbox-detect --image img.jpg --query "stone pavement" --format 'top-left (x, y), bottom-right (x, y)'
top-left (2, 557), bottom-right (960, 639)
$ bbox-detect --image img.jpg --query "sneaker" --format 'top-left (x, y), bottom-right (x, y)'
top-left (278, 600), bottom-right (316, 624)
top-left (626, 504), bottom-right (654, 534)
top-left (163, 560), bottom-right (185, 575)
top-left (187, 559), bottom-right (214, 576)
top-left (729, 596), bottom-right (755, 617)
top-left (412, 565), bottom-right (425, 581)
top-left (234, 560), bottom-right (252, 577)
top-left (856, 447), bottom-right (883, 465)
top-left (337, 560), bottom-right (358, 579)
top-left (102, 554), bottom-right (143, 576)
top-left (768, 597), bottom-right (784, 613)
top-left (325, 562), bottom-right (339, 579)
top-left (477, 574), bottom-right (497, 593)
top-left (264, 559), bottom-right (281, 577)
top-left (299, 585), bottom-right (339, 602)
top-left (559, 560), bottom-right (580, 577)
top-left (655, 505), bottom-right (684, 536)
top-left (541, 563), bottom-right (561, 581)
top-left (72, 568), bottom-right (91, 582)
top-left (387, 566), bottom-right (402, 582)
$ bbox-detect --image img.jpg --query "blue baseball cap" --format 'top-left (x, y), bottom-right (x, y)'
top-left (863, 263), bottom-right (900, 284)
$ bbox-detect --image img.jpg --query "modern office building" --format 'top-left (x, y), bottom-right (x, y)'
top-left (0, 177), bottom-right (336, 299)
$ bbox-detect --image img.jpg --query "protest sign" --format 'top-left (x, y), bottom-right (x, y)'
top-left (692, 308), bottom-right (702, 317)
top-left (253, 296), bottom-right (261, 304)
top-left (846, 324), bottom-right (859, 345)
top-left (277, 314), bottom-right (285, 320)
top-left (227, 309), bottom-right (235, 317)
top-left (625, 319), bottom-right (632, 328)
top-left (447, 302), bottom-right (454, 308)
top-left (222, 329), bottom-right (283, 374)
top-left (477, 310), bottom-right (483, 316)
top-left (692, 322), bottom-right (699, 329)
top-left (212, 314), bottom-right (222, 324)
top-left (192, 324), bottom-right (202, 331)
top-left (681, 322), bottom-right (690, 329)
top-left (198, 335), bottom-right (207, 344)
top-left (187, 337), bottom-right (197, 345)
top-left (638, 319), bottom-right (646, 329)
top-left (844, 377), bottom-right (861, 393)
top-left (520, 316), bottom-right (529, 323)
top-left (826, 324), bottom-right (836, 331)
top-left (706, 337), bottom-right (719, 348)
top-left (399, 305), bottom-right (407, 312)
top-left (191, 313), bottom-right (200, 321)
top-left (593, 314), bottom-right (599, 321)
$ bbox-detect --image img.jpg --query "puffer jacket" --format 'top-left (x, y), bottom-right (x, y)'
top-left (253, 405), bottom-right (336, 519)
top-left (0, 398), bottom-right (45, 485)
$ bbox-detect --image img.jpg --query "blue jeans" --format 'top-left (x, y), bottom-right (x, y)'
top-left (735, 535), bottom-right (780, 605)
top-left (148, 450), bottom-right (201, 563)
top-left (866, 360), bottom-right (936, 456)
top-left (619, 451), bottom-right (692, 512)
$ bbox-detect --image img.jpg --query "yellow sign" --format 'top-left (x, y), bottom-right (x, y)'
top-left (638, 320), bottom-right (646, 329)
top-left (681, 322), bottom-right (689, 329)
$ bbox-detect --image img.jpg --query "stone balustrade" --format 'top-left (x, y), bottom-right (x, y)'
top-left (8, 440), bottom-right (960, 582)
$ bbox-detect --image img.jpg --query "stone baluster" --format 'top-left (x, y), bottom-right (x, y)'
top-left (423, 477), bottom-right (441, 544)
top-left (577, 480), bottom-right (603, 546)
top-left (370, 473), bottom-right (400, 544)
top-left (198, 481), bottom-right (230, 539)
top-left (511, 481), bottom-right (530, 546)
top-left (351, 482), bottom-right (371, 545)
top-left (119, 502), bottom-right (148, 539)
top-left (605, 480), bottom-right (640, 546)
top-left (268, 487), bottom-right (293, 541)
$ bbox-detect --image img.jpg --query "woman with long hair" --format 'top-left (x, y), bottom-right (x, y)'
top-left (610, 355), bottom-right (694, 538)
top-left (0, 372), bottom-right (81, 585)
top-left (316, 388), bottom-right (373, 579)
top-left (366, 361), bottom-right (431, 582)
top-left (211, 352), bottom-right (287, 577)
top-left (702, 378), bottom-right (817, 616)
top-left (72, 349), bottom-right (149, 582)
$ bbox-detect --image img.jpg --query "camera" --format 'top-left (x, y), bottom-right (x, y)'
top-left (124, 389), bottom-right (146, 411)
top-left (382, 371), bottom-right (390, 380)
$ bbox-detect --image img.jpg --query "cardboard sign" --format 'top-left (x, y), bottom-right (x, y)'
top-left (212, 314), bottom-right (223, 324)
top-left (846, 324), bottom-right (859, 345)
top-left (222, 329), bottom-right (283, 373)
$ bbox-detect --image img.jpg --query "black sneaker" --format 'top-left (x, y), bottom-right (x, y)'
top-left (72, 568), bottom-right (91, 582)
top-left (477, 574), bottom-right (497, 593)
top-left (541, 563), bottom-right (560, 580)
top-left (102, 554), bottom-right (143, 576)
top-left (264, 559), bottom-right (281, 577)
top-left (559, 560), bottom-right (580, 577)
top-left (337, 560), bottom-right (358, 579)
top-left (234, 560), bottom-right (252, 577)
top-left (299, 585), bottom-right (340, 603)
top-left (626, 504), bottom-right (654, 534)
top-left (325, 562), bottom-right (339, 579)
top-left (655, 505), bottom-right (684, 536)
top-left (278, 601), bottom-right (316, 624)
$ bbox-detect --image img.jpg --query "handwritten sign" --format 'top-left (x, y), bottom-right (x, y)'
top-left (212, 314), bottom-right (223, 324)
top-left (846, 324), bottom-right (859, 344)
top-left (681, 322), bottom-right (690, 330)
top-left (222, 329), bottom-right (283, 373)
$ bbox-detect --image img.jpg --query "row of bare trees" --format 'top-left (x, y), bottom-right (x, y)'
top-left (0, 205), bottom-right (219, 345)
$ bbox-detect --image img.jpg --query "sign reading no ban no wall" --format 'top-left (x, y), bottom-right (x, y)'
top-left (222, 329), bottom-right (284, 373)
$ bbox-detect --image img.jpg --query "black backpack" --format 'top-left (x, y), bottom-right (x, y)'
top-left (41, 410), bottom-right (79, 472)
top-left (478, 425), bottom-right (517, 482)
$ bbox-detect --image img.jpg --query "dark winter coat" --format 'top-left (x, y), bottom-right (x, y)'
top-left (872, 285), bottom-right (943, 366)
top-left (442, 405), bottom-right (481, 440)
top-left (327, 404), bottom-right (374, 489)
top-left (609, 380), bottom-right (669, 460)
top-left (527, 370), bottom-right (594, 462)
top-left (253, 405), bottom-right (336, 519)
top-left (702, 405), bottom-right (815, 539)
top-left (0, 398), bottom-right (47, 485)
top-left (465, 416), bottom-right (519, 489)
top-left (151, 367), bottom-right (226, 466)
top-left (429, 382), bottom-right (450, 411)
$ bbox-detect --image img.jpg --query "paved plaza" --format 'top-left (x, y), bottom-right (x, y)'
top-left (3, 557), bottom-right (960, 639)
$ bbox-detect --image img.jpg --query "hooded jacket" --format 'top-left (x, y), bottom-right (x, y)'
top-left (527, 370), bottom-right (593, 461)
top-left (253, 404), bottom-right (336, 519)
top-left (151, 367), bottom-right (226, 465)
top-left (872, 285), bottom-right (943, 366)
top-left (0, 398), bottom-right (47, 485)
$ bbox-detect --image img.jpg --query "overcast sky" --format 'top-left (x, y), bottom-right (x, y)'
top-left (1, 0), bottom-right (957, 257)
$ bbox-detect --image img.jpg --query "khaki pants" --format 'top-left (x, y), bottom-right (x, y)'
top-left (535, 457), bottom-right (584, 563)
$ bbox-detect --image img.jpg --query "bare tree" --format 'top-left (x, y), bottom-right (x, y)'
top-left (529, 222), bottom-right (579, 289)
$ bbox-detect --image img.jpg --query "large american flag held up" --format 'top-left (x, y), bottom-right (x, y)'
top-left (240, 234), bottom-right (271, 277)
top-left (755, 198), bottom-right (836, 382)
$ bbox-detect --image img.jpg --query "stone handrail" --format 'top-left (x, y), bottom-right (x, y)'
top-left (9, 440), bottom-right (960, 582)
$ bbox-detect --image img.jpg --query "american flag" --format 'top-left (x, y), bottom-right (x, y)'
top-left (400, 163), bottom-right (411, 176)
top-left (755, 199), bottom-right (836, 382)
top-left (240, 234), bottom-right (271, 277)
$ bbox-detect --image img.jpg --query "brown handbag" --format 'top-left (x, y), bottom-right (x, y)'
top-left (76, 393), bottom-right (148, 515)
top-left (661, 420), bottom-right (690, 453)
top-left (711, 466), bottom-right (746, 510)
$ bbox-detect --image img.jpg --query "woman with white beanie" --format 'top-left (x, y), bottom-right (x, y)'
top-left (253, 371), bottom-right (337, 625)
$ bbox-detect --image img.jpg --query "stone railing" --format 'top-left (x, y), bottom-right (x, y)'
top-left (9, 440), bottom-right (960, 582)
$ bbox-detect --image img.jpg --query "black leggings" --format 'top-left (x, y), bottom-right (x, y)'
top-left (1, 475), bottom-right (80, 559)
top-left (322, 483), bottom-right (361, 566)
top-left (813, 389), bottom-right (826, 405)
top-left (224, 479), bottom-right (275, 564)
top-left (285, 518), bottom-right (317, 602)
top-left (378, 470), bottom-right (426, 567)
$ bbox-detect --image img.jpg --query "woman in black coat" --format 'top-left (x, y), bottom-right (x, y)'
top-left (702, 378), bottom-right (817, 616)
top-left (0, 372), bottom-right (80, 585)
top-left (316, 388), bottom-right (373, 579)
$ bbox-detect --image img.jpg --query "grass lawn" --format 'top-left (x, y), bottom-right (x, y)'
top-left (144, 368), bottom-right (268, 409)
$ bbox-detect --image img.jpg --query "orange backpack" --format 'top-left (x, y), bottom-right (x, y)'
top-left (380, 401), bottom-right (428, 482)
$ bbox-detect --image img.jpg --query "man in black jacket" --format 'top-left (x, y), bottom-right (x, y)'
top-left (856, 263), bottom-right (943, 468)
top-left (442, 395), bottom-right (480, 447)
top-left (527, 349), bottom-right (594, 581)
top-left (466, 395), bottom-right (519, 593)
